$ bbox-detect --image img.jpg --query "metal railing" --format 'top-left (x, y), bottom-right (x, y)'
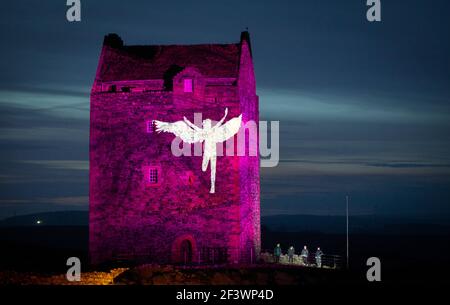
top-left (260, 250), bottom-right (343, 269)
top-left (110, 248), bottom-right (343, 269)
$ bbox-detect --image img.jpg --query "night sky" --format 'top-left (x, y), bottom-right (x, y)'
top-left (0, 0), bottom-right (449, 221)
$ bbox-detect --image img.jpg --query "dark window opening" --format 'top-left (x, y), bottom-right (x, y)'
top-left (201, 247), bottom-right (228, 264)
top-left (149, 168), bottom-right (158, 184)
top-left (180, 240), bottom-right (193, 264)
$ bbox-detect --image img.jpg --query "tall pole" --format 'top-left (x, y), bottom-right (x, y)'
top-left (346, 195), bottom-right (349, 269)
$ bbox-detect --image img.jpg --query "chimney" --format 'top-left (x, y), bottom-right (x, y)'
top-left (103, 33), bottom-right (123, 49)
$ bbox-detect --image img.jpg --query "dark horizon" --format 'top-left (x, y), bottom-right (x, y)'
top-left (1, 0), bottom-right (450, 220)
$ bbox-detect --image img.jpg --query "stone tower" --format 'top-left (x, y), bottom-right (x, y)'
top-left (89, 32), bottom-right (260, 265)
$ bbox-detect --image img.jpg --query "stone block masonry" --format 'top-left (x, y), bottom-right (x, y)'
top-left (89, 32), bottom-right (260, 266)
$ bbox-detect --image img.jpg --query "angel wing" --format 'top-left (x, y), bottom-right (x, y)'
top-left (212, 114), bottom-right (242, 143)
top-left (154, 120), bottom-right (204, 143)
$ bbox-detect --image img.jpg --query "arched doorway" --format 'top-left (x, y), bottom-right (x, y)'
top-left (171, 234), bottom-right (197, 264)
top-left (180, 239), bottom-right (192, 264)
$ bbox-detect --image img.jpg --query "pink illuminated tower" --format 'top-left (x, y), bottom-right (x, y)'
top-left (89, 32), bottom-right (260, 265)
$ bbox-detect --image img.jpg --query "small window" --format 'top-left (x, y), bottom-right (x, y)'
top-left (184, 79), bottom-right (193, 93)
top-left (146, 120), bottom-right (156, 133)
top-left (149, 168), bottom-right (159, 184)
top-left (144, 166), bottom-right (161, 186)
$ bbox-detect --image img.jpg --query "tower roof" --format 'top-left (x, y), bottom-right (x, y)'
top-left (97, 34), bottom-right (243, 82)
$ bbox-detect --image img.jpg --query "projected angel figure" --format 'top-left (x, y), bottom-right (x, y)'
top-left (155, 108), bottom-right (241, 193)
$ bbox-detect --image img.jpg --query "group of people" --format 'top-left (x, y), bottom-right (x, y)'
top-left (273, 244), bottom-right (324, 267)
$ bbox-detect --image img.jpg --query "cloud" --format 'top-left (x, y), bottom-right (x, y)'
top-left (262, 158), bottom-right (450, 178)
top-left (259, 88), bottom-right (450, 124)
top-left (364, 162), bottom-right (450, 169)
top-left (0, 89), bottom-right (89, 121)
top-left (1, 0), bottom-right (450, 219)
top-left (0, 196), bottom-right (88, 206)
top-left (0, 127), bottom-right (87, 142)
top-left (0, 199), bottom-right (33, 205)
top-left (38, 196), bottom-right (88, 206)
top-left (20, 160), bottom-right (88, 171)
top-left (0, 160), bottom-right (88, 185)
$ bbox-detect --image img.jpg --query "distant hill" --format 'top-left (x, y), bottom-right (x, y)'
top-left (1, 211), bottom-right (449, 235)
top-left (0, 211), bottom-right (88, 226)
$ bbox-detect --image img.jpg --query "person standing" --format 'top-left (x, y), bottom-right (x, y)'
top-left (288, 246), bottom-right (295, 263)
top-left (315, 247), bottom-right (324, 268)
top-left (274, 243), bottom-right (282, 263)
top-left (301, 245), bottom-right (309, 265)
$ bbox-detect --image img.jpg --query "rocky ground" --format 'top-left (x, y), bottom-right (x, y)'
top-left (114, 264), bottom-right (349, 285)
top-left (0, 268), bottom-right (128, 285)
top-left (114, 265), bottom-right (348, 285)
top-left (0, 264), bottom-right (350, 285)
